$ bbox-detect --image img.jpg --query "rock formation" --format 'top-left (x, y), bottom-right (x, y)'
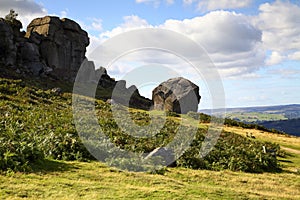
top-left (0, 16), bottom-right (89, 80)
top-left (1, 15), bottom-right (202, 112)
top-left (152, 77), bottom-right (201, 114)
top-left (0, 15), bottom-right (154, 111)
top-left (25, 16), bottom-right (89, 80)
top-left (0, 18), bottom-right (17, 67)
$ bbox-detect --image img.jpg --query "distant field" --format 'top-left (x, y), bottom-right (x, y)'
top-left (226, 112), bottom-right (287, 122)
top-left (201, 104), bottom-right (300, 121)
top-left (203, 104), bottom-right (300, 136)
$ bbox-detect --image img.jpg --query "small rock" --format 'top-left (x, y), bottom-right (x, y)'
top-left (51, 87), bottom-right (62, 95)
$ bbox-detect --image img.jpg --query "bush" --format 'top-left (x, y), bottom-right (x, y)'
top-left (0, 120), bottom-right (43, 171)
top-left (4, 9), bottom-right (22, 29)
top-left (187, 111), bottom-right (211, 123)
top-left (176, 130), bottom-right (280, 173)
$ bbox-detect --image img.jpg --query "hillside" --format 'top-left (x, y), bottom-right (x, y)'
top-left (0, 77), bottom-right (299, 199)
top-left (259, 119), bottom-right (300, 137)
top-left (1, 14), bottom-right (299, 199)
top-left (0, 77), bottom-right (282, 172)
top-left (201, 105), bottom-right (300, 136)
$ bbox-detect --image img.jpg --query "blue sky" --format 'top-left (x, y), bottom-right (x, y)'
top-left (0, 0), bottom-right (299, 109)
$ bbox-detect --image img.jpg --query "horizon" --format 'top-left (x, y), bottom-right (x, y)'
top-left (200, 103), bottom-right (300, 110)
top-left (0, 0), bottom-right (299, 109)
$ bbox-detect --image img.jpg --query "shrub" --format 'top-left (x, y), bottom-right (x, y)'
top-left (0, 120), bottom-right (43, 171)
top-left (176, 130), bottom-right (280, 173)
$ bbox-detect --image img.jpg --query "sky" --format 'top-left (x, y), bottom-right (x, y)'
top-left (0, 0), bottom-right (299, 109)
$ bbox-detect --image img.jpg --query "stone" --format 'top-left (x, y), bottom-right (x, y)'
top-left (144, 147), bottom-right (175, 167)
top-left (0, 18), bottom-right (17, 66)
top-left (25, 16), bottom-right (89, 81)
top-left (106, 99), bottom-right (116, 105)
top-left (51, 87), bottom-right (62, 95)
top-left (97, 68), bottom-right (116, 88)
top-left (152, 77), bottom-right (201, 114)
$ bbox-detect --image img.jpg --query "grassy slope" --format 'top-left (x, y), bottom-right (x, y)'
top-left (0, 160), bottom-right (299, 199)
top-left (225, 126), bottom-right (300, 173)
top-left (0, 77), bottom-right (300, 199)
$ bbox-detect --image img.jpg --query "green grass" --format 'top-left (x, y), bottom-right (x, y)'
top-left (0, 77), bottom-right (300, 199)
top-left (0, 160), bottom-right (299, 199)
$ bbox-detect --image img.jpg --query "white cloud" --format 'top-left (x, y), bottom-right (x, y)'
top-left (288, 51), bottom-right (300, 61)
top-left (255, 0), bottom-right (300, 63)
top-left (97, 15), bottom-right (151, 41)
top-left (0, 0), bottom-right (47, 28)
top-left (88, 11), bottom-right (265, 79)
top-left (122, 15), bottom-right (149, 28)
top-left (161, 11), bottom-right (264, 77)
top-left (267, 68), bottom-right (300, 79)
top-left (76, 18), bottom-right (103, 38)
top-left (183, 0), bottom-right (253, 11)
top-left (88, 18), bottom-right (103, 31)
top-left (136, 0), bottom-right (153, 3)
top-left (183, 0), bottom-right (196, 6)
top-left (60, 10), bottom-right (68, 18)
top-left (135, 0), bottom-right (174, 7)
top-left (86, 15), bottom-right (152, 57)
top-left (266, 51), bottom-right (286, 66)
top-left (166, 0), bottom-right (175, 5)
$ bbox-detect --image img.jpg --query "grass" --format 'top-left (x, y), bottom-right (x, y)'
top-left (0, 77), bottom-right (300, 199)
top-left (226, 112), bottom-right (287, 122)
top-left (0, 160), bottom-right (299, 199)
top-left (0, 119), bottom-right (299, 199)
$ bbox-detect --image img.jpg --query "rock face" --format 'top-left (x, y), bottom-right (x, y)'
top-left (75, 59), bottom-right (153, 110)
top-left (152, 77), bottom-right (201, 114)
top-left (25, 16), bottom-right (89, 80)
top-left (0, 19), bottom-right (17, 66)
top-left (0, 16), bottom-right (89, 80)
top-left (0, 15), bottom-right (152, 110)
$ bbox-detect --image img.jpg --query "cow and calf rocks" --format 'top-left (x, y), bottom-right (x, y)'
top-left (0, 15), bottom-right (201, 113)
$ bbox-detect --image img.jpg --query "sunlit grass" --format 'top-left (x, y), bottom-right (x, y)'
top-left (1, 77), bottom-right (300, 199)
top-left (0, 160), bottom-right (299, 199)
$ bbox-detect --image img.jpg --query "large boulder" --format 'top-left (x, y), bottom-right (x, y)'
top-left (25, 16), bottom-right (89, 81)
top-left (152, 77), bottom-right (201, 114)
top-left (0, 18), bottom-right (17, 66)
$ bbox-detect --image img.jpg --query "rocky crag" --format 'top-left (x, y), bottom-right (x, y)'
top-left (0, 15), bottom-right (200, 112)
top-left (0, 15), bottom-right (152, 110)
top-left (0, 16), bottom-right (89, 80)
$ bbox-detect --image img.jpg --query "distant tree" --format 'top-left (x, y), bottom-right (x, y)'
top-left (4, 9), bottom-right (22, 30)
top-left (5, 9), bottom-right (18, 23)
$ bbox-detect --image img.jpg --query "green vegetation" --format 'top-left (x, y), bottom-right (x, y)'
top-left (226, 112), bottom-right (287, 123)
top-left (0, 77), bottom-right (280, 173)
top-left (0, 77), bottom-right (299, 199)
top-left (4, 9), bottom-right (18, 23)
top-left (3, 9), bottom-right (22, 29)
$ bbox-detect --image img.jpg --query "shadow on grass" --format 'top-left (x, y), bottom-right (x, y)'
top-left (278, 159), bottom-right (293, 163)
top-left (29, 159), bottom-right (78, 174)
